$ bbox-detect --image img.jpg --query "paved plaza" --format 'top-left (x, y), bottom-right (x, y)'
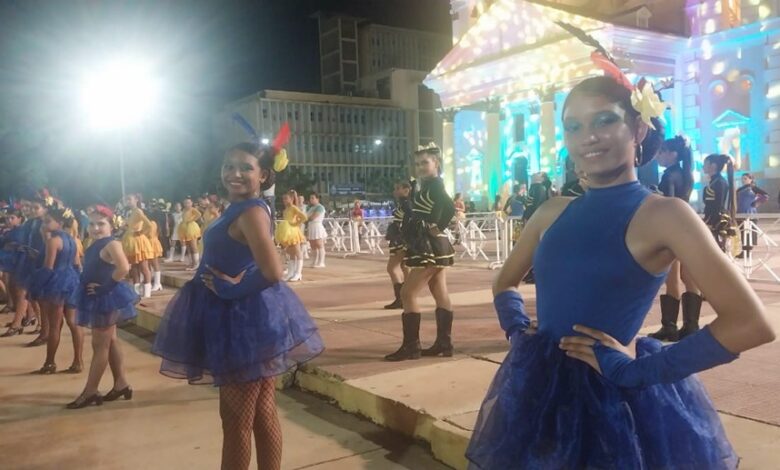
top-left (2, 254), bottom-right (780, 469)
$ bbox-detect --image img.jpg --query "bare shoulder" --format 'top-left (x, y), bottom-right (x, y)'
top-left (636, 193), bottom-right (699, 226)
top-left (533, 197), bottom-right (575, 229)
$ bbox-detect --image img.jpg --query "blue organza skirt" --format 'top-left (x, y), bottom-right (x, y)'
top-left (27, 267), bottom-right (80, 306)
top-left (152, 280), bottom-right (324, 386)
top-left (466, 334), bottom-right (738, 470)
top-left (76, 282), bottom-right (139, 328)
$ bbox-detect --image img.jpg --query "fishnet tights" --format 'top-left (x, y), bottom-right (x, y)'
top-left (219, 378), bottom-right (281, 470)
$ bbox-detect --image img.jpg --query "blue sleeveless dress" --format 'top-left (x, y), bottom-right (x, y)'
top-left (0, 226), bottom-right (25, 272)
top-left (152, 198), bottom-right (324, 386)
top-left (76, 236), bottom-right (138, 328)
top-left (14, 218), bottom-right (44, 289)
top-left (27, 230), bottom-right (80, 307)
top-left (466, 182), bottom-right (737, 469)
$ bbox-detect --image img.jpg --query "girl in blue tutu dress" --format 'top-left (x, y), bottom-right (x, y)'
top-left (2, 198), bottom-right (45, 338)
top-left (153, 138), bottom-right (324, 470)
top-left (466, 75), bottom-right (775, 469)
top-left (28, 206), bottom-right (85, 374)
top-left (0, 209), bottom-right (24, 315)
top-left (67, 205), bottom-right (139, 409)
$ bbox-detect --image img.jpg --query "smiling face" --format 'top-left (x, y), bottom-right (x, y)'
top-left (183, 198), bottom-right (193, 209)
top-left (414, 152), bottom-right (440, 179)
top-left (221, 149), bottom-right (267, 200)
top-left (88, 213), bottom-right (113, 239)
top-left (309, 194), bottom-right (320, 205)
top-left (563, 93), bottom-right (647, 186)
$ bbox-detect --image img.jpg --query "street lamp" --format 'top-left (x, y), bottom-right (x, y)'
top-left (79, 59), bottom-right (159, 200)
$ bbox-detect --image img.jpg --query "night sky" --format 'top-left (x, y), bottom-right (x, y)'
top-left (0, 0), bottom-right (452, 203)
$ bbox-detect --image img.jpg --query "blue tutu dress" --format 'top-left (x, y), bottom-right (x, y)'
top-left (14, 218), bottom-right (44, 289)
top-left (466, 182), bottom-right (737, 470)
top-left (27, 230), bottom-right (80, 306)
top-left (152, 198), bottom-right (324, 386)
top-left (76, 237), bottom-right (138, 328)
top-left (0, 226), bottom-right (25, 272)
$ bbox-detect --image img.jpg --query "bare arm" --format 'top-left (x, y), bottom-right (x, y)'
top-left (237, 206), bottom-right (283, 283)
top-left (658, 198), bottom-right (775, 352)
top-left (103, 240), bottom-right (131, 281)
top-left (43, 237), bottom-right (62, 270)
top-left (493, 197), bottom-right (571, 295)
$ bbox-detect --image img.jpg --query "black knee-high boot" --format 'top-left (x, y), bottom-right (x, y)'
top-left (421, 308), bottom-right (453, 357)
top-left (384, 312), bottom-right (421, 361)
top-left (384, 283), bottom-right (403, 309)
top-left (678, 292), bottom-right (703, 340)
top-left (648, 295), bottom-right (679, 342)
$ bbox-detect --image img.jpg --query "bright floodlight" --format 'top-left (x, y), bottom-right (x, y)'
top-left (80, 59), bottom-right (159, 130)
top-left (374, 139), bottom-right (383, 146)
top-left (261, 138), bottom-right (270, 145)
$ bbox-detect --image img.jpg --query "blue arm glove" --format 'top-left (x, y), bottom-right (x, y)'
top-left (594, 326), bottom-right (738, 388)
top-left (493, 290), bottom-right (531, 340)
top-left (212, 268), bottom-right (274, 300)
top-left (93, 279), bottom-right (118, 296)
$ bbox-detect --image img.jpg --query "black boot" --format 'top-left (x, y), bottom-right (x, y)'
top-left (648, 295), bottom-right (680, 341)
top-left (384, 313), bottom-right (421, 361)
top-left (383, 283), bottom-right (403, 310)
top-left (678, 292), bottom-right (703, 340)
top-left (422, 308), bottom-right (454, 357)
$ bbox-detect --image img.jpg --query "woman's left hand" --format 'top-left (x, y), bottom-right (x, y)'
top-left (201, 265), bottom-right (245, 294)
top-left (559, 324), bottom-right (636, 375)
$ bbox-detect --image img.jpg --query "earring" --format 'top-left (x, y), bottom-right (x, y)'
top-left (635, 143), bottom-right (642, 167)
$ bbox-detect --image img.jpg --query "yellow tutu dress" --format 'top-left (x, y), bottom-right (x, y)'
top-left (122, 207), bottom-right (155, 264)
top-left (275, 205), bottom-right (307, 248)
top-left (67, 220), bottom-right (84, 262)
top-left (145, 220), bottom-right (164, 258)
top-left (198, 207), bottom-right (220, 253)
top-left (178, 207), bottom-right (202, 242)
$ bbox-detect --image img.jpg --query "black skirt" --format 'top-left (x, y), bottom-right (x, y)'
top-left (403, 221), bottom-right (454, 268)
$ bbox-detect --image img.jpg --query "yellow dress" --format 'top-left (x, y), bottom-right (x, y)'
top-left (66, 220), bottom-right (84, 261)
top-left (121, 208), bottom-right (155, 264)
top-left (145, 220), bottom-right (164, 258)
top-left (178, 208), bottom-right (202, 242)
top-left (198, 207), bottom-right (220, 253)
top-left (274, 206), bottom-right (307, 248)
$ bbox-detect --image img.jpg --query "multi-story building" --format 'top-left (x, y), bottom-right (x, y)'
top-left (213, 90), bottom-right (412, 197)
top-left (214, 14), bottom-right (451, 198)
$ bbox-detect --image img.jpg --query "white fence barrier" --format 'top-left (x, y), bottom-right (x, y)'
top-left (273, 212), bottom-right (780, 282)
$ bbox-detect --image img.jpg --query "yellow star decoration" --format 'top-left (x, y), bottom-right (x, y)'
top-left (630, 82), bottom-right (667, 130)
top-left (273, 149), bottom-right (289, 172)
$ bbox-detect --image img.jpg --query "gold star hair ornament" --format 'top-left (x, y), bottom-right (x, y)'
top-left (631, 79), bottom-right (667, 130)
top-left (273, 148), bottom-right (289, 172)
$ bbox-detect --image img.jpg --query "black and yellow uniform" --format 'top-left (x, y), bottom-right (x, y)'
top-left (386, 197), bottom-right (410, 255)
top-left (403, 177), bottom-right (455, 267)
top-left (560, 180), bottom-right (585, 197)
top-left (703, 173), bottom-right (732, 250)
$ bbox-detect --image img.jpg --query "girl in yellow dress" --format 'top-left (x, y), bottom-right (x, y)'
top-left (65, 216), bottom-right (84, 266)
top-left (198, 194), bottom-right (221, 254)
top-left (177, 197), bottom-right (202, 271)
top-left (145, 217), bottom-right (164, 292)
top-left (121, 194), bottom-right (154, 298)
top-left (274, 190), bottom-right (307, 282)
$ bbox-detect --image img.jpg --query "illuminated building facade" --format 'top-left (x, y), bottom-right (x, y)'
top-left (426, 0), bottom-right (780, 208)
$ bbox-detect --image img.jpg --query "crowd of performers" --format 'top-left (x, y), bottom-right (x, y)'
top-left (1, 47), bottom-right (778, 470)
